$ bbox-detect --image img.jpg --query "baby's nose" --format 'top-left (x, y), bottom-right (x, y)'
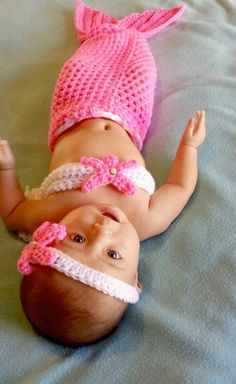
top-left (92, 220), bottom-right (113, 236)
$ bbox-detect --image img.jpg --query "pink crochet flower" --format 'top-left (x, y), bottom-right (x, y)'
top-left (17, 222), bottom-right (67, 275)
top-left (80, 155), bottom-right (138, 195)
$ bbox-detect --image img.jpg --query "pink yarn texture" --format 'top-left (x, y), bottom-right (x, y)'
top-left (48, 0), bottom-right (185, 151)
top-left (17, 222), bottom-right (67, 274)
top-left (80, 155), bottom-right (138, 194)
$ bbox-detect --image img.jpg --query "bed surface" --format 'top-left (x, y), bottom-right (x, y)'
top-left (1, 1), bottom-right (236, 383)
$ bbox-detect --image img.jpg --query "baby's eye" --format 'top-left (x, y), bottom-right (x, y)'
top-left (107, 249), bottom-right (122, 260)
top-left (70, 234), bottom-right (86, 243)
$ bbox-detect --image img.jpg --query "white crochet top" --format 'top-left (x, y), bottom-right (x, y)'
top-left (25, 157), bottom-right (156, 200)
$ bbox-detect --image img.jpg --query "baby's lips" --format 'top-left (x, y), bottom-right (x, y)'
top-left (98, 204), bottom-right (127, 223)
top-left (102, 210), bottom-right (120, 223)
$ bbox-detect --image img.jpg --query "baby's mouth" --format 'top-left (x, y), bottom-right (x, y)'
top-left (102, 211), bottom-right (120, 223)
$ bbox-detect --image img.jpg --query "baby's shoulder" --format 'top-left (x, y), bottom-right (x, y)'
top-left (124, 194), bottom-right (153, 241)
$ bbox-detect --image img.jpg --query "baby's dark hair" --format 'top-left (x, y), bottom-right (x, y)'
top-left (20, 265), bottom-right (128, 346)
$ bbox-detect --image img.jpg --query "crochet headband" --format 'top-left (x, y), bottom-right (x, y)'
top-left (17, 222), bottom-right (139, 304)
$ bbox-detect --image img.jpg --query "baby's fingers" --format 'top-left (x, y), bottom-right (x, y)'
top-left (186, 117), bottom-right (195, 134)
top-left (196, 110), bottom-right (205, 129)
top-left (0, 139), bottom-right (15, 169)
top-left (194, 110), bottom-right (206, 139)
top-left (0, 139), bottom-right (11, 154)
top-left (181, 111), bottom-right (206, 148)
top-left (181, 116), bottom-right (195, 141)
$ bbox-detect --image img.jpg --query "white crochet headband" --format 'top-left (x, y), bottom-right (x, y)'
top-left (49, 248), bottom-right (139, 303)
top-left (17, 222), bottom-right (140, 304)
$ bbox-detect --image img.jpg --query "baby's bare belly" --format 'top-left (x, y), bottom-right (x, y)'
top-left (50, 118), bottom-right (145, 171)
top-left (47, 118), bottom-right (151, 239)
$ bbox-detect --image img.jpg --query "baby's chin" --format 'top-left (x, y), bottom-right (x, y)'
top-left (59, 203), bottom-right (132, 225)
top-left (93, 203), bottom-right (130, 224)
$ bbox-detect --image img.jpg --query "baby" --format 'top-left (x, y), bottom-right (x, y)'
top-left (0, 0), bottom-right (205, 345)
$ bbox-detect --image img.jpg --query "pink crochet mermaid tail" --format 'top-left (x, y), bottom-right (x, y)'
top-left (48, 0), bottom-right (185, 151)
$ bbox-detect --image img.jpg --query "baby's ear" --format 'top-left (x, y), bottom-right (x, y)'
top-left (136, 281), bottom-right (142, 294)
top-left (135, 272), bottom-right (142, 294)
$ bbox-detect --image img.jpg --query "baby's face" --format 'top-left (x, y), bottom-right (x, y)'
top-left (56, 204), bottom-right (141, 288)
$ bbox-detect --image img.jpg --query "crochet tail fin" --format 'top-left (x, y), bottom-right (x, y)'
top-left (119, 4), bottom-right (186, 39)
top-left (75, 0), bottom-right (186, 42)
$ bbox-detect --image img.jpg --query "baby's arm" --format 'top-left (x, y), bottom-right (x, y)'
top-left (0, 140), bottom-right (49, 233)
top-left (0, 139), bottom-right (26, 226)
top-left (0, 140), bottom-right (84, 233)
top-left (143, 111), bottom-right (206, 239)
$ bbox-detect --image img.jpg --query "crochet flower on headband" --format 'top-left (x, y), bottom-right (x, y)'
top-left (17, 222), bottom-right (140, 304)
top-left (17, 222), bottom-right (67, 274)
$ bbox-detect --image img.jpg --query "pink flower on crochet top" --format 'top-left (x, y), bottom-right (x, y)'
top-left (80, 155), bottom-right (138, 195)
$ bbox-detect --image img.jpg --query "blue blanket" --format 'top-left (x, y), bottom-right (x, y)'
top-left (1, 0), bottom-right (236, 383)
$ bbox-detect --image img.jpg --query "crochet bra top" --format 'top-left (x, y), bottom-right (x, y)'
top-left (25, 155), bottom-right (155, 200)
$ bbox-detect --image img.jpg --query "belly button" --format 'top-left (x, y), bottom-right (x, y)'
top-left (105, 125), bottom-right (111, 130)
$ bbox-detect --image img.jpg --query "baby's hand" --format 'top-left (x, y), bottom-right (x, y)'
top-left (181, 110), bottom-right (206, 148)
top-left (0, 139), bottom-right (15, 170)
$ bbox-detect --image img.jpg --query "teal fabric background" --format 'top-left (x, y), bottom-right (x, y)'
top-left (0, 1), bottom-right (236, 383)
